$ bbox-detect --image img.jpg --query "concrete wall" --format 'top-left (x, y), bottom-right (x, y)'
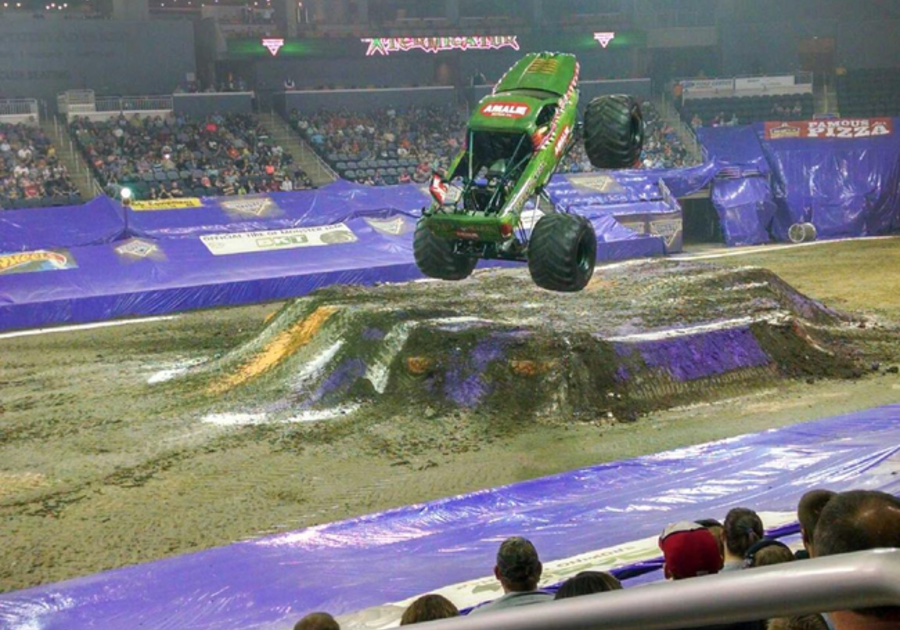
top-left (0, 18), bottom-right (196, 102)
top-left (720, 18), bottom-right (900, 75)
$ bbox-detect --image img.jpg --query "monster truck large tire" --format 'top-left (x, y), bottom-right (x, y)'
top-left (583, 95), bottom-right (644, 169)
top-left (527, 213), bottom-right (597, 292)
top-left (413, 220), bottom-right (477, 281)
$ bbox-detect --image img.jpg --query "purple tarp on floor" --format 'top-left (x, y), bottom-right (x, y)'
top-left (0, 405), bottom-right (897, 630)
top-left (0, 180), bottom-right (679, 332)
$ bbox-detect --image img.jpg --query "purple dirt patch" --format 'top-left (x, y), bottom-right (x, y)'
top-left (632, 326), bottom-right (771, 382)
top-left (442, 336), bottom-right (509, 407)
top-left (303, 358), bottom-right (368, 406)
top-left (361, 327), bottom-right (386, 341)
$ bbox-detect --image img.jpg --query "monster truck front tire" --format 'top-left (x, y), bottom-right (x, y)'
top-left (414, 220), bottom-right (477, 281)
top-left (583, 95), bottom-right (644, 169)
top-left (527, 213), bottom-right (597, 292)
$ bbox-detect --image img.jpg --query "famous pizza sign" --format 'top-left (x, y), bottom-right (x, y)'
top-left (765, 118), bottom-right (893, 140)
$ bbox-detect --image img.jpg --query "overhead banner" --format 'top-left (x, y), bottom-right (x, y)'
top-left (361, 35), bottom-right (519, 56)
top-left (764, 118), bottom-right (893, 140)
top-left (200, 224), bottom-right (358, 256)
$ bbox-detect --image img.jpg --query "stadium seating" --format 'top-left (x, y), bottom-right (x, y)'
top-left (0, 123), bottom-right (82, 210)
top-left (68, 113), bottom-right (313, 200)
top-left (291, 102), bottom-right (696, 183)
top-left (837, 68), bottom-right (900, 117)
top-left (289, 105), bottom-right (465, 186)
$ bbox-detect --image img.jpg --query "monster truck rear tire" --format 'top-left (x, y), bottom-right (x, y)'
top-left (527, 213), bottom-right (597, 292)
top-left (583, 95), bottom-right (644, 169)
top-left (414, 220), bottom-right (477, 281)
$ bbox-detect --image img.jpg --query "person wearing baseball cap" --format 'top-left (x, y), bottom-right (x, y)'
top-left (660, 521), bottom-right (724, 580)
top-left (468, 536), bottom-right (554, 615)
top-left (660, 522), bottom-right (765, 630)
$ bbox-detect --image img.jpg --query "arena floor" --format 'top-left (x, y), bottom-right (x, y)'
top-left (1, 237), bottom-right (900, 593)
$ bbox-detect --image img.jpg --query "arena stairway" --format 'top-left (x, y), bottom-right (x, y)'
top-left (259, 111), bottom-right (337, 187)
top-left (42, 117), bottom-right (103, 200)
top-left (655, 94), bottom-right (703, 164)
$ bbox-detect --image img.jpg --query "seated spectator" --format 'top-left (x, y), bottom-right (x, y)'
top-left (69, 113), bottom-right (312, 200)
top-left (291, 105), bottom-right (466, 186)
top-left (0, 123), bottom-right (80, 209)
top-left (695, 518), bottom-right (725, 560)
top-left (400, 594), bottom-right (459, 625)
top-left (723, 508), bottom-right (764, 571)
top-left (796, 489), bottom-right (835, 560)
top-left (659, 521), bottom-right (723, 580)
top-left (813, 490), bottom-right (900, 630)
top-left (661, 522), bottom-right (764, 630)
top-left (468, 536), bottom-right (553, 615)
top-left (294, 612), bottom-right (340, 630)
top-left (554, 571), bottom-right (622, 599)
top-left (743, 539), bottom-right (794, 569)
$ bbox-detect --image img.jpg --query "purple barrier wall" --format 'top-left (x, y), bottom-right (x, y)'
top-left (1, 405), bottom-right (897, 630)
top-left (697, 120), bottom-right (900, 243)
top-left (0, 180), bottom-right (680, 331)
top-left (0, 197), bottom-right (126, 252)
top-left (757, 122), bottom-right (900, 240)
top-left (711, 177), bottom-right (778, 246)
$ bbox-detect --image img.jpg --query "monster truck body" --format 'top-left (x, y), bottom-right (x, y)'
top-left (415, 52), bottom-right (643, 292)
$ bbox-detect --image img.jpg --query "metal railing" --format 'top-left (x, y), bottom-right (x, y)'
top-left (0, 99), bottom-right (39, 117)
top-left (428, 550), bottom-right (900, 630)
top-left (94, 95), bottom-right (174, 113)
top-left (57, 89), bottom-right (96, 115)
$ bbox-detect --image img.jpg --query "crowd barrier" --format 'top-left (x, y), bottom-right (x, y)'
top-left (1, 403), bottom-right (897, 630)
top-left (0, 177), bottom-right (680, 331)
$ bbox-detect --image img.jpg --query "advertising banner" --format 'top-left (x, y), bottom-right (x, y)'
top-left (200, 224), bottom-right (358, 256)
top-left (681, 78), bottom-right (734, 96)
top-left (734, 75), bottom-right (795, 90)
top-left (131, 198), bottom-right (204, 211)
top-left (0, 248), bottom-right (77, 275)
top-left (764, 118), bottom-right (893, 140)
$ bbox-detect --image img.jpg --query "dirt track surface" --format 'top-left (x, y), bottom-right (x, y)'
top-left (2, 239), bottom-right (900, 593)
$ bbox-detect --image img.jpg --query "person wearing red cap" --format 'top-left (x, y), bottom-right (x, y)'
top-left (659, 521), bottom-right (723, 580)
top-left (659, 522), bottom-right (764, 630)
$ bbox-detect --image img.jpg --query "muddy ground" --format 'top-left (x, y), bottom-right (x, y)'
top-left (1, 238), bottom-right (900, 593)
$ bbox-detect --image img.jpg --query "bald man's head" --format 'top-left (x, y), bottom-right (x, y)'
top-left (814, 490), bottom-right (900, 557)
top-left (814, 490), bottom-right (900, 622)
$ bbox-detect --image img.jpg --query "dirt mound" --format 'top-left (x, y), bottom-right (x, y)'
top-left (161, 260), bottom-right (886, 425)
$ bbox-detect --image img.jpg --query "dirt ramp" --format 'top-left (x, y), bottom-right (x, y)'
top-left (173, 261), bottom-right (883, 424)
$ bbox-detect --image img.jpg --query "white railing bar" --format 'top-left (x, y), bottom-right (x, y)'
top-left (420, 550), bottom-right (900, 630)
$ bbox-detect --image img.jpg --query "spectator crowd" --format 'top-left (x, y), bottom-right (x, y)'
top-left (290, 105), bottom-right (466, 186)
top-left (0, 123), bottom-right (80, 209)
top-left (292, 489), bottom-right (900, 630)
top-left (69, 113), bottom-right (312, 200)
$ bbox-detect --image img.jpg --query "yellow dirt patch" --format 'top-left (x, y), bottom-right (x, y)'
top-left (0, 472), bottom-right (48, 499)
top-left (209, 305), bottom-right (339, 394)
top-left (510, 359), bottom-right (558, 376)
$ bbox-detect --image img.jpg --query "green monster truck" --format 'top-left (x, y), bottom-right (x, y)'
top-left (414, 52), bottom-right (644, 292)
